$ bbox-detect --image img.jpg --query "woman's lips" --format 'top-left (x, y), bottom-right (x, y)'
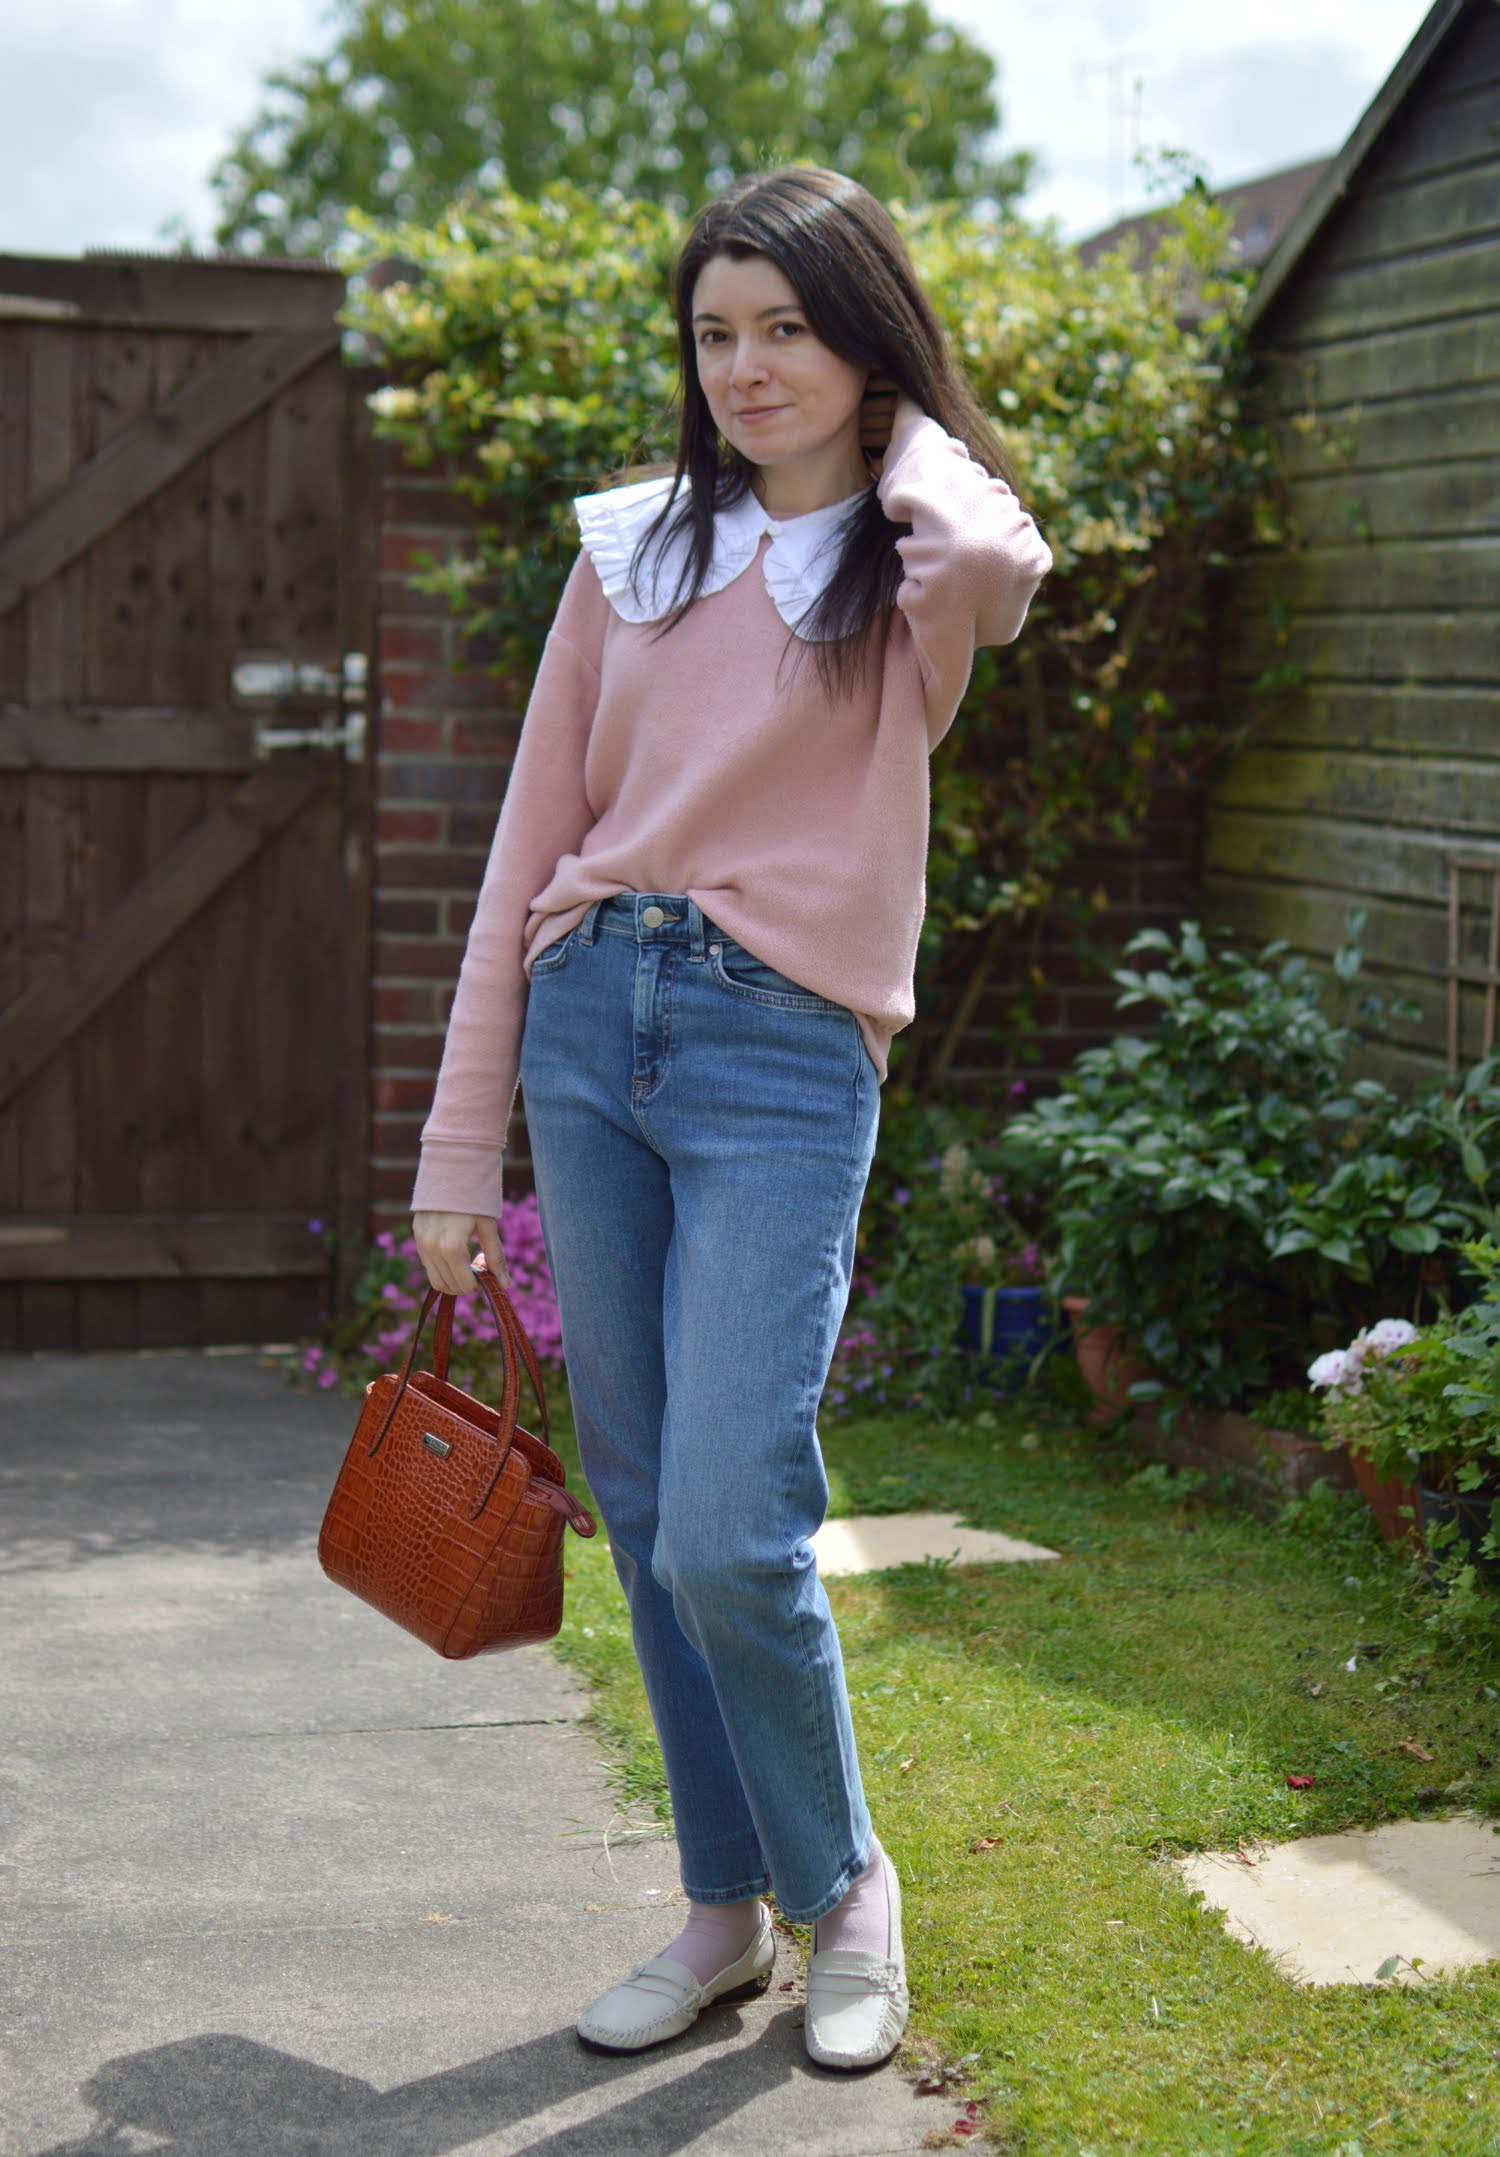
top-left (734, 405), bottom-right (787, 422)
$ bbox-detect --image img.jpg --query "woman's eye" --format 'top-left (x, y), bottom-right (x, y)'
top-left (772, 320), bottom-right (806, 338)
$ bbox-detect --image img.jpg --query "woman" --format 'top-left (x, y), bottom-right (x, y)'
top-left (412, 165), bottom-right (1051, 2070)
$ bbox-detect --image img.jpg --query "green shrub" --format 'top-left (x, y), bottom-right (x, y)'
top-left (1318, 1240), bottom-right (1500, 1510)
top-left (1000, 917), bottom-right (1500, 1412)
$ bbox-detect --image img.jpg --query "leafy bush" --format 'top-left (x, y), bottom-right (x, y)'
top-left (823, 1096), bottom-right (1058, 1413)
top-left (1000, 917), bottom-right (1500, 1412)
top-left (1316, 1240), bottom-right (1500, 1513)
top-left (340, 169), bottom-right (1279, 1087)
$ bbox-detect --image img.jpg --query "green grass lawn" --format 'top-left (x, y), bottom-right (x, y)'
top-left (544, 1387), bottom-right (1500, 2156)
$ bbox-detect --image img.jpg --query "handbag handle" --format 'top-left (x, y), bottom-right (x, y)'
top-left (363, 1260), bottom-right (598, 1531)
top-left (432, 1261), bottom-right (552, 1449)
top-left (367, 1264), bottom-right (537, 1464)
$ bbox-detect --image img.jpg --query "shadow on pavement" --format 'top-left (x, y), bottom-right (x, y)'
top-left (27, 2016), bottom-right (811, 2157)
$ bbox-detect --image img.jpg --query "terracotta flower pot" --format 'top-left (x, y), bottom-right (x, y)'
top-left (1062, 1294), bottom-right (1151, 1425)
top-left (1346, 1450), bottom-right (1421, 1551)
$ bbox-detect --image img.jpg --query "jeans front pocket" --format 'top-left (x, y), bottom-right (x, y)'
top-left (527, 922), bottom-right (582, 978)
top-left (707, 937), bottom-right (844, 1014)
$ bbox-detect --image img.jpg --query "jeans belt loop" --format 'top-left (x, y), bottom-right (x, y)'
top-left (580, 899), bottom-right (604, 945)
top-left (687, 899), bottom-right (706, 963)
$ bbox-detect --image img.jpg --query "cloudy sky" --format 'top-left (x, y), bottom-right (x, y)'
top-left (1, 0), bottom-right (1434, 257)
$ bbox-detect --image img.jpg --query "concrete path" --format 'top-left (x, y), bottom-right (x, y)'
top-left (0, 1352), bottom-right (926, 2157)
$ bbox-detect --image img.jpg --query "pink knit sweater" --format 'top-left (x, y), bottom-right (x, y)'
top-left (411, 408), bottom-right (1052, 1217)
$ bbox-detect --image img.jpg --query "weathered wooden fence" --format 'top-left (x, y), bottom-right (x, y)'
top-left (1203, 0), bottom-right (1500, 1087)
top-left (0, 255), bottom-right (375, 1350)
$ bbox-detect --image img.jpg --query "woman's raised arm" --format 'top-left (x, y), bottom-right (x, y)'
top-left (876, 396), bottom-right (1052, 740)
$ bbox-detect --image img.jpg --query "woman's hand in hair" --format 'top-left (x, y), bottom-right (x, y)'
top-left (859, 373), bottom-right (901, 462)
top-left (861, 380), bottom-right (928, 469)
top-left (412, 1210), bottom-right (511, 1297)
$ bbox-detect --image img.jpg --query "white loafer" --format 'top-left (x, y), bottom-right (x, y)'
top-left (576, 1910), bottom-right (775, 2054)
top-left (805, 1852), bottom-right (909, 2071)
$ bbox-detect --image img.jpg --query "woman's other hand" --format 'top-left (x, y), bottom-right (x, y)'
top-left (412, 1211), bottom-right (511, 1296)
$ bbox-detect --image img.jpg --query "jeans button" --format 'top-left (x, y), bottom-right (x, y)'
top-left (641, 904), bottom-right (666, 928)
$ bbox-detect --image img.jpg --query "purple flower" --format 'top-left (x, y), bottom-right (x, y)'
top-left (1008, 1079), bottom-right (1028, 1100)
top-left (893, 1187), bottom-right (911, 1206)
top-left (307, 1218), bottom-right (325, 1235)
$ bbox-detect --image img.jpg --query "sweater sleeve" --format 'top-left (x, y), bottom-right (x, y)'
top-left (876, 403), bottom-right (1052, 743)
top-left (409, 556), bottom-right (605, 1219)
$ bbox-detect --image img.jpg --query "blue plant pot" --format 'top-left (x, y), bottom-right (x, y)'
top-left (956, 1284), bottom-right (1052, 1393)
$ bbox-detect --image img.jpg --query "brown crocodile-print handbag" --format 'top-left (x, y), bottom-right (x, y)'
top-left (318, 1261), bottom-right (595, 1658)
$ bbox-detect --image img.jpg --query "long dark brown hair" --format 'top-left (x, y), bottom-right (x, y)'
top-left (630, 165), bottom-right (1025, 697)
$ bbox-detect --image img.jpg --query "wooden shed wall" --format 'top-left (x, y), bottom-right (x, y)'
top-left (1202, 1), bottom-right (1500, 1088)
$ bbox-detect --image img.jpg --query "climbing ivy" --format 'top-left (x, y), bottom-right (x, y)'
top-left (340, 165), bottom-right (1283, 1097)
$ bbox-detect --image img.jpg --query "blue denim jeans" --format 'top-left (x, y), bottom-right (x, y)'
top-left (517, 893), bottom-right (880, 1923)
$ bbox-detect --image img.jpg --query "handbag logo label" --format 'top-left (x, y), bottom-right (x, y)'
top-left (422, 1431), bottom-right (452, 1457)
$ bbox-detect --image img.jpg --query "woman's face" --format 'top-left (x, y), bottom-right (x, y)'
top-left (689, 252), bottom-right (869, 499)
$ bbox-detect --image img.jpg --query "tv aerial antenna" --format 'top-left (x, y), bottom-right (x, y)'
top-left (1076, 51), bottom-right (1154, 221)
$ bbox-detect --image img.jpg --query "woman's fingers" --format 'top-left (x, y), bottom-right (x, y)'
top-left (473, 1217), bottom-right (512, 1289)
top-left (411, 1210), bottom-right (503, 1296)
top-left (860, 375), bottom-right (899, 454)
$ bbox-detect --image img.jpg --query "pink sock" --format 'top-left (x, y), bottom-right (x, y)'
top-left (813, 1834), bottom-right (892, 1958)
top-left (661, 1896), bottom-right (765, 1985)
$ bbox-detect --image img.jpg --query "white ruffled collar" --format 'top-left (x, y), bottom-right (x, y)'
top-left (573, 472), bottom-right (870, 641)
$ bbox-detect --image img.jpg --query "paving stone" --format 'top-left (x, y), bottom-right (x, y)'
top-left (0, 1351), bottom-right (928, 2157)
top-left (813, 1510), bottom-right (1058, 1577)
top-left (1171, 1814), bottom-right (1500, 1985)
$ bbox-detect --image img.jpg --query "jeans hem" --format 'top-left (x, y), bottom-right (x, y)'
top-left (681, 1872), bottom-right (774, 1907)
top-left (771, 1828), bottom-right (875, 1927)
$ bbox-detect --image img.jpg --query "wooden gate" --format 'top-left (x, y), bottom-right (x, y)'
top-left (0, 255), bottom-right (374, 1350)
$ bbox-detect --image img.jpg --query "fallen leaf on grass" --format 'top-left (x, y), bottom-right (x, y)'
top-left (969, 1834), bottom-right (1002, 1854)
top-left (912, 2054), bottom-right (980, 2098)
top-left (899, 1755), bottom-right (919, 1775)
top-left (1286, 1773), bottom-right (1315, 1789)
top-left (1396, 1737), bottom-right (1435, 1762)
top-left (923, 2116), bottom-right (980, 2146)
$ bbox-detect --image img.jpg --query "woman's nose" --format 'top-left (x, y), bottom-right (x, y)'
top-left (729, 341), bottom-right (769, 387)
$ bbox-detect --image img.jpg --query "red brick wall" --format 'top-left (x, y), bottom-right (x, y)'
top-left (937, 771), bottom-right (1208, 1103)
top-left (367, 447), bottom-right (521, 1227)
top-left (366, 446), bottom-right (1211, 1224)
